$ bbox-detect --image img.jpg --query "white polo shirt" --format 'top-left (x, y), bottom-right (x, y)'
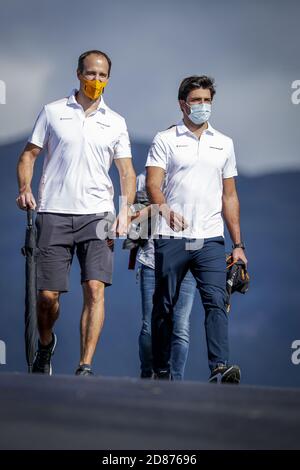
top-left (29, 90), bottom-right (132, 214)
top-left (145, 121), bottom-right (238, 239)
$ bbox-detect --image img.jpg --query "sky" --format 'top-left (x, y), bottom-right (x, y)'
top-left (0, 0), bottom-right (299, 174)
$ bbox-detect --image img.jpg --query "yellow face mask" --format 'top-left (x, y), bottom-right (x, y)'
top-left (81, 76), bottom-right (108, 100)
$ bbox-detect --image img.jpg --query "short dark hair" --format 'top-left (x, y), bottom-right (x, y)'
top-left (77, 50), bottom-right (112, 77)
top-left (178, 75), bottom-right (216, 101)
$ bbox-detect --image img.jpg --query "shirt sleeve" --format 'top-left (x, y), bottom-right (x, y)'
top-left (114, 118), bottom-right (132, 159)
top-left (145, 133), bottom-right (167, 170)
top-left (223, 138), bottom-right (238, 178)
top-left (28, 106), bottom-right (49, 149)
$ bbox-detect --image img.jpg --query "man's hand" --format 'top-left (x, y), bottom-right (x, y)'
top-left (111, 205), bottom-right (131, 237)
top-left (16, 142), bottom-right (41, 211)
top-left (113, 157), bottom-right (136, 237)
top-left (160, 205), bottom-right (189, 232)
top-left (16, 188), bottom-right (37, 211)
top-left (232, 247), bottom-right (248, 266)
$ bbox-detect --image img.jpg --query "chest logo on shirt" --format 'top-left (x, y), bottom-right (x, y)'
top-left (176, 144), bottom-right (189, 147)
top-left (209, 146), bottom-right (223, 150)
top-left (96, 121), bottom-right (111, 127)
top-left (60, 117), bottom-right (73, 120)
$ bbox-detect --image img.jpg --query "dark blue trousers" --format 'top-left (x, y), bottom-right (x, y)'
top-left (152, 236), bottom-right (228, 374)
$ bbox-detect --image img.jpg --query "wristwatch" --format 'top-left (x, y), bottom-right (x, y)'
top-left (232, 242), bottom-right (245, 250)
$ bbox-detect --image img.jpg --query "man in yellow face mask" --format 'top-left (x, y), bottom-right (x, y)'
top-left (16, 50), bottom-right (136, 377)
top-left (77, 50), bottom-right (109, 101)
top-left (78, 59), bottom-right (108, 101)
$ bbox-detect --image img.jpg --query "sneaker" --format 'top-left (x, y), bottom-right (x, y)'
top-left (209, 364), bottom-right (241, 384)
top-left (75, 364), bottom-right (94, 376)
top-left (140, 370), bottom-right (154, 379)
top-left (153, 369), bottom-right (171, 380)
top-left (32, 333), bottom-right (57, 375)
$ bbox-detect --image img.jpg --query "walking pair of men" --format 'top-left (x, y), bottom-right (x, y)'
top-left (16, 50), bottom-right (247, 382)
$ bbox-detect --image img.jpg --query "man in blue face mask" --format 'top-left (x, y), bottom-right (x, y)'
top-left (184, 94), bottom-right (212, 125)
top-left (146, 75), bottom-right (247, 383)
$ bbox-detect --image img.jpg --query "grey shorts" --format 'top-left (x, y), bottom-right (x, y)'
top-left (36, 212), bottom-right (115, 292)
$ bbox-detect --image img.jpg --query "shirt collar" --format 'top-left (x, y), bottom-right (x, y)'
top-left (176, 119), bottom-right (215, 136)
top-left (67, 89), bottom-right (107, 113)
top-left (205, 122), bottom-right (215, 135)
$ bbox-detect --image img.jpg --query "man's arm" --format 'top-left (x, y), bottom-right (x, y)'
top-left (16, 142), bottom-right (42, 210)
top-left (113, 157), bottom-right (136, 236)
top-left (145, 166), bottom-right (166, 206)
top-left (222, 177), bottom-right (247, 264)
top-left (146, 166), bottom-right (188, 232)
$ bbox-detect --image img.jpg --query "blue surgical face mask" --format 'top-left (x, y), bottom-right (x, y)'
top-left (186, 102), bottom-right (211, 125)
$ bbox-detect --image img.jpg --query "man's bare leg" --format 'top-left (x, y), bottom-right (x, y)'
top-left (37, 290), bottom-right (60, 345)
top-left (32, 290), bottom-right (60, 374)
top-left (80, 280), bottom-right (105, 366)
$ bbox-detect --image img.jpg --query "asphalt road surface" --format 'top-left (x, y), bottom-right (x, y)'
top-left (0, 373), bottom-right (299, 450)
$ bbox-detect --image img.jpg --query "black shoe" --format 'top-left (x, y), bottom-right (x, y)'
top-left (32, 333), bottom-right (57, 375)
top-left (209, 364), bottom-right (241, 384)
top-left (140, 370), bottom-right (154, 379)
top-left (75, 364), bottom-right (94, 376)
top-left (153, 369), bottom-right (171, 380)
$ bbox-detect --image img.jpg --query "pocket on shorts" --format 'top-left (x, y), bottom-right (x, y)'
top-left (35, 212), bottom-right (42, 227)
top-left (35, 213), bottom-right (43, 240)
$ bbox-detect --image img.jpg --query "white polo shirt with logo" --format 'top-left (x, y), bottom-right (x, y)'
top-left (145, 121), bottom-right (238, 239)
top-left (29, 90), bottom-right (132, 214)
